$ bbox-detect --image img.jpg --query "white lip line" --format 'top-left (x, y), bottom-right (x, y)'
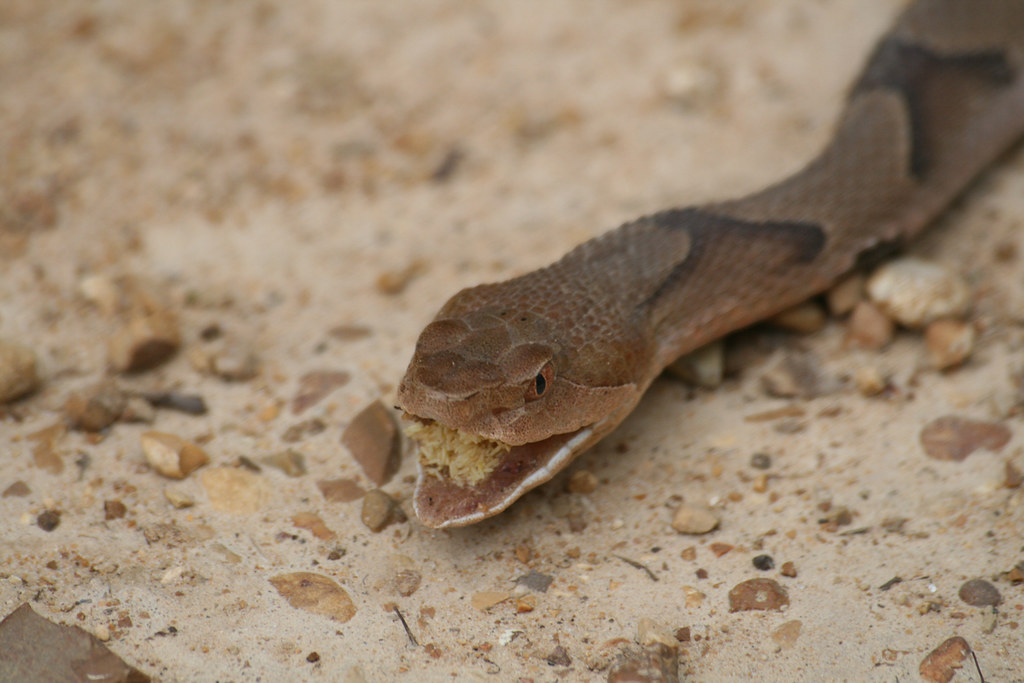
top-left (413, 424), bottom-right (597, 529)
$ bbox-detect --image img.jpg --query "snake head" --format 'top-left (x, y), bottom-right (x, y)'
top-left (397, 300), bottom-right (639, 528)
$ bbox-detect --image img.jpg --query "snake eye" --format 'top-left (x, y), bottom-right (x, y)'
top-left (526, 363), bottom-right (553, 401)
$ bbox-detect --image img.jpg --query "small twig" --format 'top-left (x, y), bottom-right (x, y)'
top-left (393, 606), bottom-right (418, 647)
top-left (614, 555), bottom-right (658, 582)
top-left (970, 647), bottom-right (985, 683)
top-left (878, 576), bottom-right (902, 591)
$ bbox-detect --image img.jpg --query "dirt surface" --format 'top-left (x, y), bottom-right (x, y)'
top-left (2, 0), bottom-right (1023, 680)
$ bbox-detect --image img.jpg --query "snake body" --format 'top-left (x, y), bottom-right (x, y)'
top-left (398, 0), bottom-right (1024, 528)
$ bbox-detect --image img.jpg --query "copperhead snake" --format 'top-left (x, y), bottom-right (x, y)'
top-left (397, 0), bottom-right (1024, 528)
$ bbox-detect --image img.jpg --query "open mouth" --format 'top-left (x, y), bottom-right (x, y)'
top-left (402, 414), bottom-right (592, 528)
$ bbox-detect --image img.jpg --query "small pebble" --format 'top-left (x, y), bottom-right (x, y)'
top-left (317, 478), bottom-right (366, 503)
top-left (566, 470), bottom-right (598, 494)
top-left (919, 636), bottom-right (970, 683)
top-left (769, 301), bottom-right (826, 334)
top-left (281, 418), bottom-right (327, 443)
top-left (119, 396), bottom-right (156, 423)
top-left (826, 274), bottom-right (864, 316)
top-left (0, 341), bottom-right (39, 403)
top-left (958, 578), bottom-right (1001, 607)
top-left (545, 645), bottom-right (571, 667)
top-left (210, 345), bottom-right (260, 381)
top-left (867, 258), bottom-right (970, 328)
top-left (845, 301), bottom-right (894, 349)
top-left (37, 509), bottom-right (61, 531)
top-left (761, 350), bottom-right (835, 399)
top-left (924, 319), bottom-right (975, 370)
top-left (104, 500), bottom-right (127, 520)
top-left (752, 554), bottom-right (775, 571)
top-left (728, 578), bottom-right (789, 612)
top-left (64, 381), bottom-right (127, 432)
top-left (342, 401), bottom-right (400, 486)
top-left (107, 281), bottom-right (181, 373)
top-left (360, 489), bottom-right (403, 532)
top-left (854, 366), bottom-right (887, 396)
top-left (660, 59), bottom-right (721, 109)
top-left (671, 505), bottom-right (719, 534)
top-left (607, 643), bottom-right (677, 683)
top-left (771, 620), bottom-right (802, 650)
top-left (750, 452), bottom-right (771, 469)
top-left (471, 591), bottom-right (509, 611)
top-left (517, 570), bottom-right (554, 593)
top-left (306, 652), bottom-right (320, 663)
top-left (392, 569), bottom-right (422, 597)
top-left (200, 467), bottom-right (269, 514)
top-left (292, 370), bottom-right (350, 414)
top-left (2, 481), bottom-right (30, 497)
top-left (269, 572), bottom-right (357, 623)
top-left (260, 449), bottom-right (307, 477)
top-left (667, 340), bottom-right (723, 389)
top-left (142, 390), bottom-right (208, 415)
top-left (920, 415), bottom-right (1011, 462)
top-left (780, 561), bottom-right (797, 578)
top-left (163, 487), bottom-right (195, 509)
top-left (140, 431), bottom-right (210, 479)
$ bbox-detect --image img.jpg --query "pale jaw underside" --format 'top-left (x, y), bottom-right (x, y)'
top-left (404, 416), bottom-right (597, 528)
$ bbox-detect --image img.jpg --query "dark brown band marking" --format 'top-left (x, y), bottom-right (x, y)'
top-left (854, 37), bottom-right (1015, 177)
top-left (642, 208), bottom-right (826, 307)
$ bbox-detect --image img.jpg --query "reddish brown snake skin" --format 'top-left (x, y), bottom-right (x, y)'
top-left (398, 0), bottom-right (1024, 528)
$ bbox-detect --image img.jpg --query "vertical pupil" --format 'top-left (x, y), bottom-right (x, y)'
top-left (535, 373), bottom-right (546, 395)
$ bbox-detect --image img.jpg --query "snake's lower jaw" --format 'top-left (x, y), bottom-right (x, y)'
top-left (412, 427), bottom-right (594, 528)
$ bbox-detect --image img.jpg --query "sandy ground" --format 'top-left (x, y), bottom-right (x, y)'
top-left (2, 0), bottom-right (1023, 680)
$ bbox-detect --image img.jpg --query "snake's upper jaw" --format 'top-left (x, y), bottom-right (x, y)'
top-left (411, 424), bottom-right (597, 528)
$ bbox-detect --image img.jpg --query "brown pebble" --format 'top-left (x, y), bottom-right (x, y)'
top-left (728, 578), bottom-right (789, 612)
top-left (516, 596), bottom-right (536, 613)
top-left (291, 370), bottom-right (350, 415)
top-left (393, 569), bottom-right (422, 597)
top-left (269, 572), bottom-right (356, 623)
top-left (671, 505), bottom-right (719, 535)
top-left (709, 543), bottom-right (733, 557)
top-left (37, 509), bottom-right (61, 531)
top-left (107, 281), bottom-right (181, 373)
top-left (360, 489), bottom-right (402, 532)
top-left (281, 418), bottom-right (327, 443)
top-left (920, 415), bottom-right (1011, 462)
top-left (845, 301), bottom-right (894, 350)
top-left (0, 341), bottom-right (39, 403)
top-left (545, 645), bottom-right (571, 667)
top-left (924, 319), bottom-right (975, 370)
top-left (2, 481), bottom-right (31, 497)
top-left (780, 561), bottom-right (797, 578)
top-left (292, 512), bottom-right (336, 540)
top-left (826, 274), bottom-right (864, 316)
top-left (919, 636), bottom-right (971, 683)
top-left (104, 500), bottom-right (127, 520)
top-left (317, 478), bottom-right (366, 503)
top-left (342, 401), bottom-right (400, 486)
top-left (566, 470), bottom-right (598, 494)
top-left (769, 301), bottom-right (826, 334)
top-left (327, 324), bottom-right (372, 341)
top-left (375, 260), bottom-right (426, 295)
top-left (140, 431), bottom-right (210, 478)
top-left (680, 546), bottom-right (697, 561)
top-left (470, 591), bottom-right (509, 611)
top-left (771, 620), bottom-right (802, 650)
top-left (64, 381), bottom-right (127, 432)
top-left (958, 578), bottom-right (1001, 607)
top-left (306, 652), bottom-right (320, 663)
top-left (1005, 461), bottom-right (1023, 489)
top-left (607, 643), bottom-right (677, 683)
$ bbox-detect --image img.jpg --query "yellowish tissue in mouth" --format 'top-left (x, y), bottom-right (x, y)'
top-left (404, 419), bottom-right (510, 487)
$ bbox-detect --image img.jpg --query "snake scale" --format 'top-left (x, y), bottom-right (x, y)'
top-left (397, 0), bottom-right (1024, 528)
